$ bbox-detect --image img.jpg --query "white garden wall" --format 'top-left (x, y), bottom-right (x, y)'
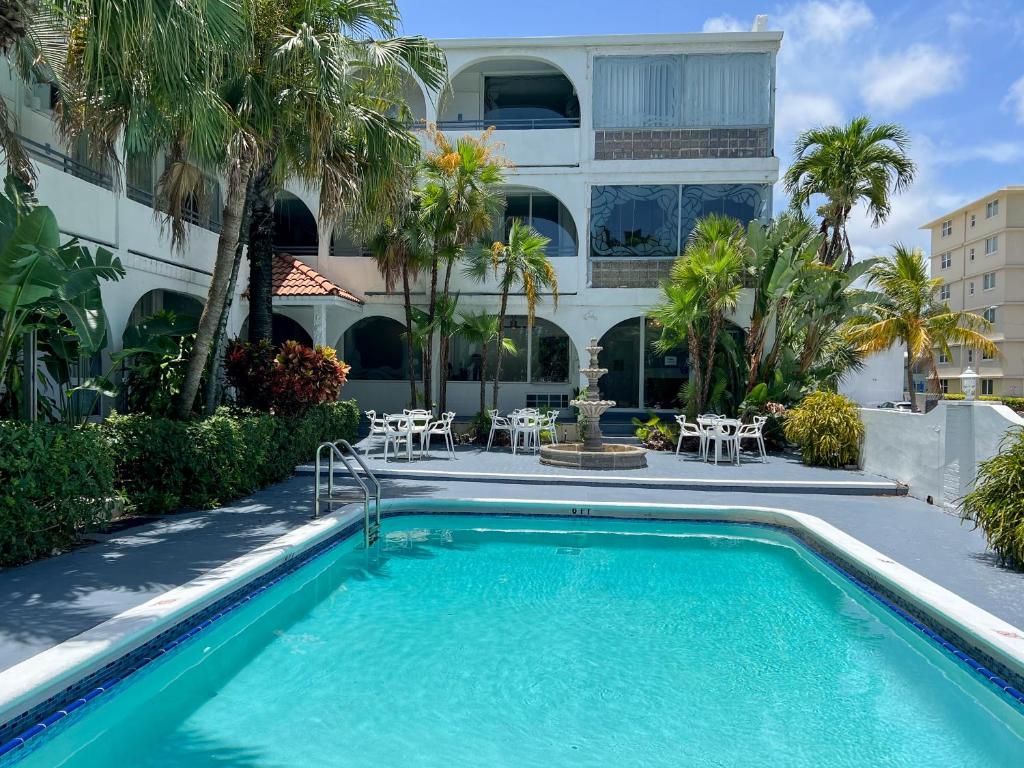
top-left (860, 401), bottom-right (1024, 507)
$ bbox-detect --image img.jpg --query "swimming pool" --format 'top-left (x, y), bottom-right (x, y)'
top-left (3, 513), bottom-right (1024, 766)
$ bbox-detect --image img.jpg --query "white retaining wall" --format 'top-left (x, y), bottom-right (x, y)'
top-left (860, 401), bottom-right (1024, 507)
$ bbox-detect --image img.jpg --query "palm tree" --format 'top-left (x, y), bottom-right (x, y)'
top-left (464, 219), bottom-right (556, 409)
top-left (845, 244), bottom-right (998, 411)
top-left (419, 126), bottom-right (506, 413)
top-left (651, 214), bottom-right (745, 413)
top-left (785, 117), bottom-right (916, 270)
top-left (158, 0), bottom-right (444, 418)
top-left (457, 310), bottom-right (517, 416)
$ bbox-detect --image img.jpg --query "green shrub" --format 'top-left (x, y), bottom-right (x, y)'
top-left (632, 414), bottom-right (678, 451)
top-left (783, 391), bottom-right (864, 468)
top-left (960, 428), bottom-right (1024, 568)
top-left (943, 393), bottom-right (965, 401)
top-left (943, 394), bottom-right (1024, 411)
top-left (105, 400), bottom-right (359, 516)
top-left (0, 422), bottom-right (117, 566)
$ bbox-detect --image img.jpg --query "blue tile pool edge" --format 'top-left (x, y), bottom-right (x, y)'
top-left (2, 503), bottom-right (1022, 761)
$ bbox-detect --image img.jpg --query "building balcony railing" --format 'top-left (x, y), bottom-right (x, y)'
top-left (275, 244), bottom-right (319, 257)
top-left (436, 117), bottom-right (580, 131)
top-left (22, 135), bottom-right (113, 190)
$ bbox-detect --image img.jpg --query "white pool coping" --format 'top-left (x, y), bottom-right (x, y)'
top-left (1, 497), bottom-right (1022, 730)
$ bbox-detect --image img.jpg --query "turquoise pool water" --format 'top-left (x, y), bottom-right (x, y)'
top-left (7, 516), bottom-right (1024, 767)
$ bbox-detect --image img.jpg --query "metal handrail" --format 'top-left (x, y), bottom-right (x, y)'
top-left (436, 117), bottom-right (580, 131)
top-left (314, 439), bottom-right (382, 546)
top-left (21, 135), bottom-right (113, 189)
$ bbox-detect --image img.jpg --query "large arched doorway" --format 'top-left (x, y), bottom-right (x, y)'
top-left (274, 193), bottom-right (318, 256)
top-left (127, 288), bottom-right (203, 328)
top-left (448, 316), bottom-right (574, 384)
top-left (597, 317), bottom-right (690, 410)
top-left (342, 316), bottom-right (420, 380)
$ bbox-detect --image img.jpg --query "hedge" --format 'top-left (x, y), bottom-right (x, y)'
top-left (0, 422), bottom-right (116, 567)
top-left (0, 400), bottom-right (359, 565)
top-left (105, 401), bottom-right (359, 516)
top-left (943, 394), bottom-right (1024, 410)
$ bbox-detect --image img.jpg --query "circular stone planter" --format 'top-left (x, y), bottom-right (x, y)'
top-left (539, 442), bottom-right (647, 470)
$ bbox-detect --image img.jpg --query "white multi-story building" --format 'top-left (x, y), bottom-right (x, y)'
top-left (2, 21), bottom-right (782, 415)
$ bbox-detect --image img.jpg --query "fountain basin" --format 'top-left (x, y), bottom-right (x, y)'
top-left (540, 442), bottom-right (647, 470)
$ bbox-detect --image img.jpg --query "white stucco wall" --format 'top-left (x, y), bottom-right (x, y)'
top-left (860, 401), bottom-right (1024, 507)
top-left (841, 344), bottom-right (906, 405)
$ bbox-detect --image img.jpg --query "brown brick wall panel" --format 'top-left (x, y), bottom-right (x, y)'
top-left (594, 127), bottom-right (772, 160)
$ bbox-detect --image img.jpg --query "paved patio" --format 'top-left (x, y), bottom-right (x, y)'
top-left (1, 468), bottom-right (1022, 674)
top-left (299, 444), bottom-right (905, 495)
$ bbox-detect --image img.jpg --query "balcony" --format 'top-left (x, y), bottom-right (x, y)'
top-left (22, 135), bottom-right (112, 190)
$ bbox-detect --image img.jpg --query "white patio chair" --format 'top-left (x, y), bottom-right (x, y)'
top-left (696, 414), bottom-right (723, 462)
top-left (383, 414), bottom-right (413, 462)
top-left (540, 411), bottom-right (560, 445)
top-left (362, 410), bottom-right (388, 455)
top-left (710, 418), bottom-right (741, 465)
top-left (486, 409), bottom-right (514, 451)
top-left (737, 416), bottom-right (768, 463)
top-left (674, 415), bottom-right (703, 457)
top-left (421, 412), bottom-right (456, 459)
top-left (512, 411), bottom-right (541, 455)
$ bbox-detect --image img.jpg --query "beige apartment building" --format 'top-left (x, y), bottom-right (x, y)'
top-left (923, 186), bottom-right (1024, 397)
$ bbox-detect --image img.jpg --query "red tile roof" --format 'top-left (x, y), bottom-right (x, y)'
top-left (271, 253), bottom-right (362, 304)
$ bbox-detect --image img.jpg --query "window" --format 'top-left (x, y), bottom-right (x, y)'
top-left (940, 251), bottom-right (951, 269)
top-left (941, 220), bottom-right (952, 237)
top-left (969, 247), bottom-right (975, 261)
top-left (940, 379), bottom-right (949, 394)
top-left (589, 184), bottom-right (768, 260)
top-left (449, 317), bottom-right (572, 385)
top-left (483, 74), bottom-right (579, 123)
top-left (981, 379), bottom-right (994, 396)
top-left (499, 193), bottom-right (577, 257)
top-left (969, 281), bottom-right (975, 295)
top-left (343, 317), bottom-right (421, 380)
top-left (970, 214), bottom-right (976, 228)
top-left (592, 53), bottom-right (770, 129)
top-left (983, 272), bottom-right (996, 290)
top-left (986, 199), bottom-right (999, 218)
top-left (939, 284), bottom-right (951, 300)
top-left (985, 236), bottom-right (998, 255)
top-left (967, 349), bottom-right (974, 364)
top-left (126, 153), bottom-right (155, 205)
top-left (938, 351), bottom-right (949, 364)
top-left (982, 348), bottom-right (995, 361)
top-left (983, 307), bottom-right (996, 323)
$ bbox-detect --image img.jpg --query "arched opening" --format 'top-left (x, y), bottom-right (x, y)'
top-left (274, 193), bottom-right (319, 256)
top-left (597, 317), bottom-right (691, 410)
top-left (127, 289), bottom-right (204, 328)
top-left (497, 187), bottom-right (578, 258)
top-left (449, 316), bottom-right (575, 384)
top-left (440, 58), bottom-right (580, 129)
top-left (401, 75), bottom-right (428, 124)
top-left (342, 316), bottom-right (420, 381)
top-left (238, 312), bottom-right (314, 347)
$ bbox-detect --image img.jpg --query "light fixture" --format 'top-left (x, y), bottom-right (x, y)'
top-left (960, 366), bottom-right (979, 401)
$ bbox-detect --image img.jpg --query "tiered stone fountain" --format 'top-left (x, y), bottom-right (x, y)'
top-left (539, 338), bottom-right (647, 470)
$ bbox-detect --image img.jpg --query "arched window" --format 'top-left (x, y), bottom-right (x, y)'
top-left (449, 316), bottom-right (573, 383)
top-left (440, 59), bottom-right (580, 128)
top-left (274, 194), bottom-right (318, 256)
top-left (499, 190), bottom-right (577, 257)
top-left (128, 289), bottom-right (203, 327)
top-left (343, 317), bottom-right (420, 380)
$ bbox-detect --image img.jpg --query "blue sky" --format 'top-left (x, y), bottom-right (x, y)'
top-left (397, 0), bottom-right (1024, 257)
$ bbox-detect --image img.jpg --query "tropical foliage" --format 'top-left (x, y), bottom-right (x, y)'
top-left (784, 390), bottom-right (864, 468)
top-left (785, 117), bottom-right (916, 270)
top-left (845, 245), bottom-right (997, 411)
top-left (225, 339), bottom-right (350, 415)
top-left (959, 428), bottom-right (1024, 568)
top-left (457, 309), bottom-right (517, 416)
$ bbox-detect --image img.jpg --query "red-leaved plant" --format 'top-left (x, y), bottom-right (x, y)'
top-left (225, 339), bottom-right (350, 415)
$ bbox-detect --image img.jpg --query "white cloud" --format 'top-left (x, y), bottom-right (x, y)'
top-left (702, 15), bottom-right (745, 33)
top-left (940, 141), bottom-right (1024, 165)
top-left (861, 45), bottom-right (962, 111)
top-left (1004, 75), bottom-right (1024, 124)
top-left (777, 0), bottom-right (874, 46)
top-left (775, 92), bottom-right (844, 138)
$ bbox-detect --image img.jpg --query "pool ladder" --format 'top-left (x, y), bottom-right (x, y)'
top-left (314, 440), bottom-right (382, 546)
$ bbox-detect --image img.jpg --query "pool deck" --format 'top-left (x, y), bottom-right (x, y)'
top-left (0, 458), bottom-right (1021, 674)
top-left (297, 444), bottom-right (906, 495)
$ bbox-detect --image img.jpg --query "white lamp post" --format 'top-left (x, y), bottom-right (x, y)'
top-left (960, 366), bottom-right (979, 401)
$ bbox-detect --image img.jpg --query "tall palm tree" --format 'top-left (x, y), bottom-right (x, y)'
top-left (785, 117), bottom-right (916, 270)
top-left (651, 214), bottom-right (745, 413)
top-left (456, 310), bottom-right (516, 416)
top-left (419, 126), bottom-right (506, 413)
top-left (464, 219), bottom-right (556, 409)
top-left (845, 244), bottom-right (998, 411)
top-left (158, 0), bottom-right (444, 418)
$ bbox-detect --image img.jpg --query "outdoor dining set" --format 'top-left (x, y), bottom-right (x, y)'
top-left (362, 410), bottom-right (457, 461)
top-left (675, 414), bottom-right (768, 465)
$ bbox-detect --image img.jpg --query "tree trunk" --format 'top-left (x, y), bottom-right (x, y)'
top-left (702, 313), bottom-right (722, 411)
top-left (174, 152), bottom-right (255, 419)
top-left (491, 283), bottom-right (510, 410)
top-left (402, 265), bottom-right (417, 409)
top-left (202, 177), bottom-right (255, 415)
top-left (906, 356), bottom-right (917, 413)
top-left (686, 325), bottom-right (702, 417)
top-left (422, 257), bottom-right (439, 411)
top-left (479, 341), bottom-right (490, 416)
top-left (437, 257), bottom-right (456, 414)
top-left (247, 159), bottom-right (276, 343)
